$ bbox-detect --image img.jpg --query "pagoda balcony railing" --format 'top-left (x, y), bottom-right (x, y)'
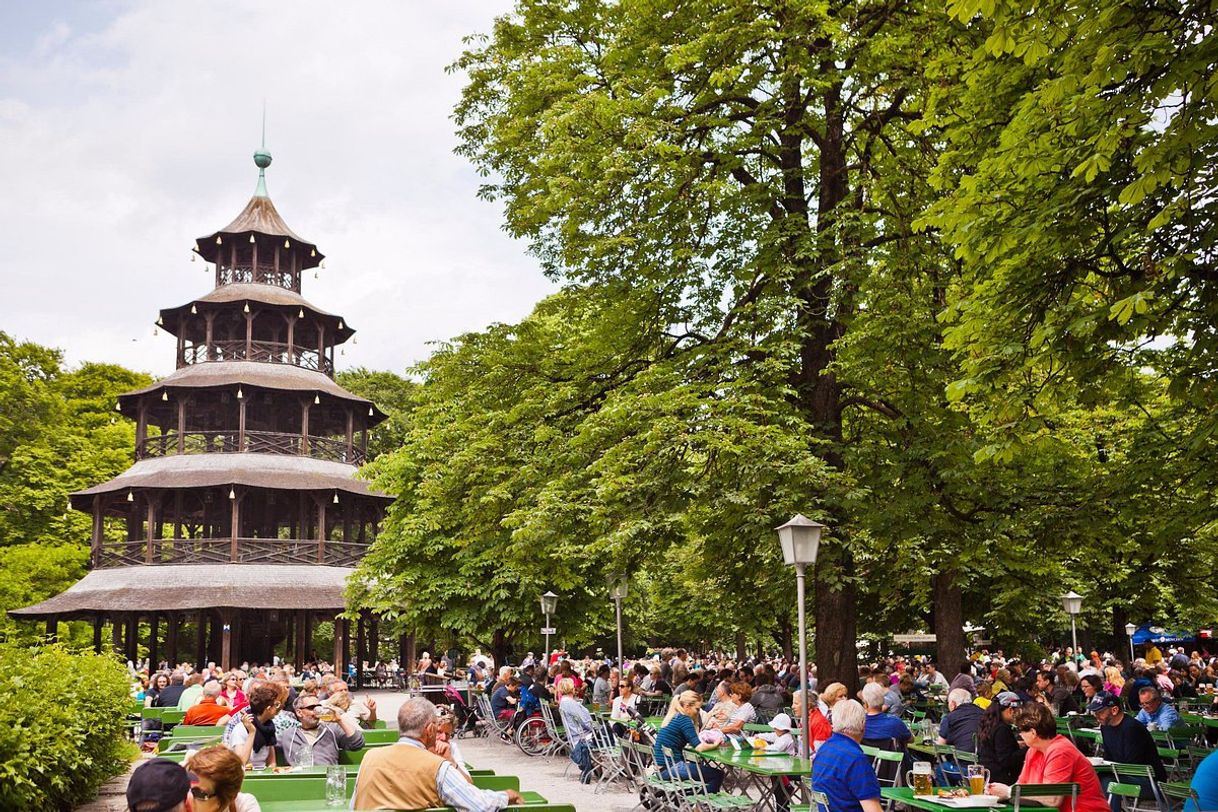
top-left (181, 339), bottom-right (334, 375)
top-left (136, 429), bottom-right (365, 465)
top-left (95, 537), bottom-right (369, 568)
top-left (217, 263), bottom-right (298, 292)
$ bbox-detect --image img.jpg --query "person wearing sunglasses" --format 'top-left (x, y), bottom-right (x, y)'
top-left (280, 695), bottom-right (365, 766)
top-left (985, 703), bottom-right (1108, 812)
top-left (185, 745), bottom-right (260, 812)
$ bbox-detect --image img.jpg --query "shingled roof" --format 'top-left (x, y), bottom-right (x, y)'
top-left (69, 453), bottom-right (393, 507)
top-left (8, 563), bottom-right (355, 618)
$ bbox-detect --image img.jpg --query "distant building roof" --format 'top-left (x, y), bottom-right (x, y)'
top-left (9, 563), bottom-right (355, 618)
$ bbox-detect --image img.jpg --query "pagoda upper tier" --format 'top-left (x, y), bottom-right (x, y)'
top-left (193, 147), bottom-right (323, 293)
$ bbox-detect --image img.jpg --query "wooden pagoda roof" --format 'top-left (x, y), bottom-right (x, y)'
top-left (117, 361), bottom-right (387, 422)
top-left (158, 284), bottom-right (353, 342)
top-left (69, 454), bottom-right (394, 507)
top-left (195, 195), bottom-right (323, 267)
top-left (8, 563), bottom-right (354, 618)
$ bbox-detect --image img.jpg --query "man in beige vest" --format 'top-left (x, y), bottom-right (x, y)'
top-left (352, 697), bottom-right (523, 811)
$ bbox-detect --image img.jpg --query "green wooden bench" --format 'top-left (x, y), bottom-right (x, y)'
top-left (357, 728), bottom-right (400, 744)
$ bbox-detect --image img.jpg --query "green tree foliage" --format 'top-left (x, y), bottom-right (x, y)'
top-left (336, 368), bottom-right (416, 462)
top-left (0, 641), bottom-right (133, 811)
top-left (0, 333), bottom-right (150, 643)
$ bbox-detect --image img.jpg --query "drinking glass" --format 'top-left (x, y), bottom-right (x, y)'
top-left (297, 745), bottom-right (313, 769)
top-left (907, 762), bottom-right (934, 796)
top-left (325, 764), bottom-right (346, 806)
top-left (967, 764), bottom-right (990, 795)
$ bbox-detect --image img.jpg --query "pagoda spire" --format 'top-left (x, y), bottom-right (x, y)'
top-left (254, 106), bottom-right (271, 198)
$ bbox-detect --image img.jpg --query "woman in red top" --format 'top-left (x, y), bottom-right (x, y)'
top-left (219, 672), bottom-right (248, 713)
top-left (798, 681), bottom-right (846, 753)
top-left (987, 703), bottom-right (1109, 812)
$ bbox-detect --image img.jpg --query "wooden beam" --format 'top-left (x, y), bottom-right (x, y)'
top-left (93, 616), bottom-right (103, 654)
top-left (148, 613), bottom-right (160, 669)
top-left (91, 494), bottom-right (104, 568)
top-left (220, 610), bottom-right (233, 671)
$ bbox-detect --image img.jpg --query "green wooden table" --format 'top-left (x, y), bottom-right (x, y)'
top-left (255, 800), bottom-right (566, 812)
top-left (882, 787), bottom-right (1017, 812)
top-left (690, 747), bottom-right (813, 811)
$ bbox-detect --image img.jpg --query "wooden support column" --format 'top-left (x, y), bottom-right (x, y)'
top-left (177, 332), bottom-right (185, 367)
top-left (45, 617), bottom-right (57, 643)
top-left (230, 489), bottom-right (241, 562)
top-left (196, 613), bottom-right (207, 669)
top-left (167, 613), bottom-right (179, 667)
top-left (93, 616), bottom-right (103, 654)
top-left (177, 398), bottom-right (186, 454)
top-left (135, 400), bottom-right (148, 458)
top-left (333, 616), bottom-right (345, 676)
top-left (317, 324), bottom-right (326, 372)
top-left (148, 613), bottom-right (160, 669)
top-left (300, 400), bottom-right (311, 454)
top-left (238, 392), bottom-right (247, 451)
top-left (91, 495), bottom-right (104, 568)
top-left (286, 315), bottom-right (296, 365)
top-left (145, 495), bottom-right (157, 564)
top-left (204, 312), bottom-right (215, 360)
top-left (125, 614), bottom-right (139, 664)
top-left (220, 610), bottom-right (234, 671)
top-left (244, 312), bottom-right (254, 360)
top-left (304, 613), bottom-right (314, 663)
top-left (316, 497), bottom-right (327, 563)
top-left (294, 612), bottom-right (306, 672)
top-left (345, 407), bottom-right (354, 462)
top-left (112, 615), bottom-right (123, 653)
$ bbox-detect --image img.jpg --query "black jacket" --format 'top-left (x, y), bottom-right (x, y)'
top-left (977, 722), bottom-right (1026, 785)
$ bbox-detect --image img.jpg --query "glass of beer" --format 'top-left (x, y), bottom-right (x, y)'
top-left (907, 762), bottom-right (934, 796)
top-left (967, 764), bottom-right (990, 795)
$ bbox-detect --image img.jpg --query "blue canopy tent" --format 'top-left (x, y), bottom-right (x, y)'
top-left (1131, 623), bottom-right (1195, 645)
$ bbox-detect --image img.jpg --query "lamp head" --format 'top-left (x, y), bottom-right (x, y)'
top-left (776, 514), bottom-right (825, 566)
top-left (540, 591), bottom-right (558, 615)
top-left (1060, 590), bottom-right (1083, 615)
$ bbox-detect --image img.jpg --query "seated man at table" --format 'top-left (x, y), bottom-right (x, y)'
top-left (1090, 691), bottom-right (1165, 812)
top-left (280, 694), bottom-right (365, 766)
top-left (352, 697), bottom-right (523, 810)
top-left (861, 682), bottom-right (911, 747)
top-left (938, 688), bottom-right (984, 753)
top-left (812, 699), bottom-right (884, 812)
top-left (1135, 686), bottom-right (1181, 731)
top-left (183, 681), bottom-right (234, 727)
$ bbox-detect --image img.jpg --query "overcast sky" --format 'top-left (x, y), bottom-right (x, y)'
top-left (0, 0), bottom-right (555, 378)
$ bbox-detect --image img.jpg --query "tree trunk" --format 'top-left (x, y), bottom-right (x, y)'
top-left (933, 571), bottom-right (964, 672)
top-left (491, 629), bottom-right (510, 668)
top-left (736, 630), bottom-right (747, 662)
top-left (778, 619), bottom-right (793, 662)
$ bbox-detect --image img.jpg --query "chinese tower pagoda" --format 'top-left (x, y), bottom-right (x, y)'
top-left (12, 148), bottom-right (394, 674)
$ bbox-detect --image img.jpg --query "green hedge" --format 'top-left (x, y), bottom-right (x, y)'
top-left (0, 642), bottom-right (133, 811)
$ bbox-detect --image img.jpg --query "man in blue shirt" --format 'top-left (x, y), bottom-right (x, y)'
top-left (861, 683), bottom-right (912, 745)
top-left (1135, 687), bottom-right (1180, 731)
top-left (812, 699), bottom-right (884, 812)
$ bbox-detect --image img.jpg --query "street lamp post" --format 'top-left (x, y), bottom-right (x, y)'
top-left (610, 575), bottom-right (628, 670)
top-left (1125, 621), bottom-right (1137, 665)
top-left (1060, 591), bottom-right (1083, 655)
top-left (777, 514), bottom-right (825, 762)
top-left (540, 591), bottom-right (558, 671)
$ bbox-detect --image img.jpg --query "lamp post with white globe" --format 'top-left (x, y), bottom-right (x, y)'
top-left (1060, 591), bottom-right (1083, 655)
top-left (1125, 621), bottom-right (1138, 664)
top-left (777, 514), bottom-right (825, 761)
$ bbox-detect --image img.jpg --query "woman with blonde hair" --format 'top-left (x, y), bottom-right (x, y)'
top-left (802, 681), bottom-right (847, 751)
top-left (186, 744), bottom-right (261, 811)
top-left (654, 691), bottom-right (724, 792)
top-left (1104, 665), bottom-right (1125, 694)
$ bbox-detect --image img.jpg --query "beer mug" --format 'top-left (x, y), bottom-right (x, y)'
top-left (967, 764), bottom-right (990, 795)
top-left (907, 761), bottom-right (934, 796)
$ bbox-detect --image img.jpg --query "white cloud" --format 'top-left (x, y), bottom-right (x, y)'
top-left (0, 0), bottom-right (554, 377)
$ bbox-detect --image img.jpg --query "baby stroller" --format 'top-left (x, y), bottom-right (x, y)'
top-left (442, 683), bottom-right (479, 737)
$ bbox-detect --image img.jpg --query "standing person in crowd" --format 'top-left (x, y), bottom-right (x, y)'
top-left (280, 693), bottom-right (365, 766)
top-left (186, 745), bottom-right (262, 812)
top-left (1136, 686), bottom-right (1181, 730)
top-left (352, 698), bottom-right (522, 810)
top-left (1087, 692), bottom-right (1164, 812)
top-left (654, 690), bottom-right (724, 792)
top-left (977, 692), bottom-right (1026, 785)
top-left (812, 699), bottom-right (884, 812)
top-left (985, 703), bottom-right (1109, 812)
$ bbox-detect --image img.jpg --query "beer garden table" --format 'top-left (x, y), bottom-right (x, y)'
top-left (882, 788), bottom-right (1020, 812)
top-left (689, 746), bottom-right (814, 811)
